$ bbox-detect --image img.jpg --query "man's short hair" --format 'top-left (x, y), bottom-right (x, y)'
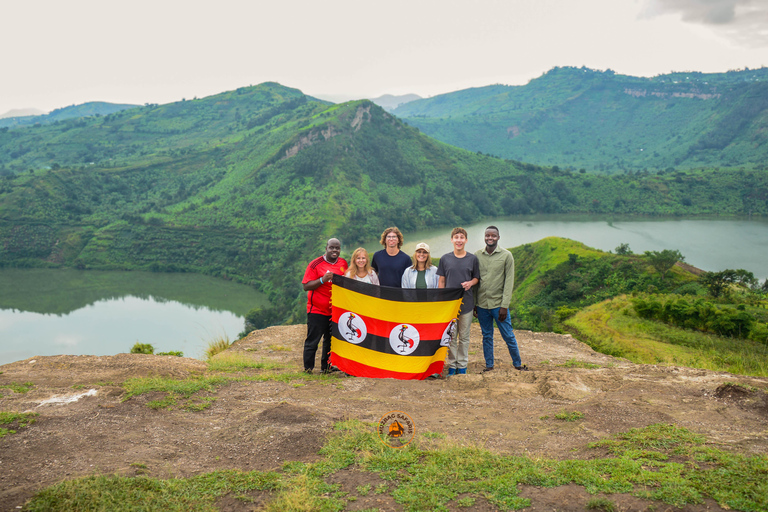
top-left (380, 227), bottom-right (404, 248)
top-left (486, 225), bottom-right (500, 234)
top-left (450, 227), bottom-right (468, 239)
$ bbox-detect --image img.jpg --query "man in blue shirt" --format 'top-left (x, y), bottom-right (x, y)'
top-left (371, 226), bottom-right (412, 288)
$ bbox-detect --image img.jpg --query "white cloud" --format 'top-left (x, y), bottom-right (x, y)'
top-left (641, 0), bottom-right (768, 47)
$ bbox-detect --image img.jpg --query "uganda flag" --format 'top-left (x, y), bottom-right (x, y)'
top-left (329, 274), bottom-right (463, 380)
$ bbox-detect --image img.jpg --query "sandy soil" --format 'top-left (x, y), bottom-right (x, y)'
top-left (1, 325), bottom-right (767, 511)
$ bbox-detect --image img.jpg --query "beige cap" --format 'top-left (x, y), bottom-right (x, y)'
top-left (415, 242), bottom-right (430, 252)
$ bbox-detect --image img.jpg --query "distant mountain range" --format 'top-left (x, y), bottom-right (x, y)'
top-left (392, 66), bottom-right (768, 172)
top-left (0, 108), bottom-right (46, 119)
top-left (1, 80), bottom-right (765, 322)
top-left (0, 102), bottom-right (139, 129)
top-left (368, 93), bottom-right (422, 111)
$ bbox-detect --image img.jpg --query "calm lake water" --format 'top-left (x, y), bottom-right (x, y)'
top-left (3, 216), bottom-right (766, 366)
top-left (389, 215), bottom-right (768, 281)
top-left (0, 269), bottom-right (268, 366)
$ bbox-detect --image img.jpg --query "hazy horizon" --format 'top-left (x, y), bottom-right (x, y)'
top-left (2, 0), bottom-right (767, 115)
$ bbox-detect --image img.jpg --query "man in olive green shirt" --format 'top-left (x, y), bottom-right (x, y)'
top-left (473, 226), bottom-right (527, 372)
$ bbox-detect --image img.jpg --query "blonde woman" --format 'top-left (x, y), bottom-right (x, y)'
top-left (346, 247), bottom-right (380, 285)
top-left (401, 242), bottom-right (439, 289)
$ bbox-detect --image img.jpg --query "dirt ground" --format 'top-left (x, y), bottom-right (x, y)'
top-left (1, 324), bottom-right (767, 511)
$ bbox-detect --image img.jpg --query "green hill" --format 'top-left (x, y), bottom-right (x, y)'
top-left (393, 66), bottom-right (768, 172)
top-left (1, 83), bottom-right (767, 324)
top-left (0, 102), bottom-right (139, 130)
top-left (508, 237), bottom-right (768, 376)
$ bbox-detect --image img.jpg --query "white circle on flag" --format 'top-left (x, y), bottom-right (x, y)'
top-left (339, 312), bottom-right (367, 344)
top-left (389, 324), bottom-right (420, 355)
top-left (441, 319), bottom-right (457, 347)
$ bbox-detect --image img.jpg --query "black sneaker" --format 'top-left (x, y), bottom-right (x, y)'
top-left (482, 367), bottom-right (494, 373)
top-left (304, 368), bottom-right (313, 374)
top-left (514, 365), bottom-right (530, 371)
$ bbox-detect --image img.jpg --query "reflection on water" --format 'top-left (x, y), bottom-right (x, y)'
top-left (0, 270), bottom-right (268, 365)
top-left (387, 215), bottom-right (767, 280)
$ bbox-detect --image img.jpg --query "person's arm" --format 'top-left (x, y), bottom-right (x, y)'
top-left (461, 256), bottom-right (480, 291)
top-left (436, 257), bottom-right (445, 288)
top-left (303, 271), bottom-right (332, 291)
top-left (371, 271), bottom-right (380, 286)
top-left (499, 253), bottom-right (515, 321)
top-left (401, 269), bottom-right (409, 288)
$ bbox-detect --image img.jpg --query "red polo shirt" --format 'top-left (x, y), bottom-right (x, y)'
top-left (302, 256), bottom-right (348, 316)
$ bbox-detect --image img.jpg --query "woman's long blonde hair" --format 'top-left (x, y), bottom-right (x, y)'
top-left (346, 247), bottom-right (372, 277)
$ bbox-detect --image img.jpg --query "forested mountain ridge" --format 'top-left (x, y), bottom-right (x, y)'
top-left (1, 82), bottom-right (767, 323)
top-left (393, 66), bottom-right (768, 171)
top-left (0, 102), bottom-right (140, 130)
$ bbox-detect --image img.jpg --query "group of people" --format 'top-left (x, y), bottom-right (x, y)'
top-left (301, 226), bottom-right (528, 376)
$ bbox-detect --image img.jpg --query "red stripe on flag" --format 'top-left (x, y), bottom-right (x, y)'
top-left (330, 352), bottom-right (445, 381)
top-left (331, 310), bottom-right (450, 340)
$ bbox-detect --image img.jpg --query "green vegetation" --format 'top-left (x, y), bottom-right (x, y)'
top-left (120, 354), bottom-right (322, 411)
top-left (0, 411), bottom-right (38, 438)
top-left (25, 421), bottom-right (768, 511)
top-left (394, 66), bottom-right (768, 172)
top-left (563, 296), bottom-right (768, 376)
top-left (130, 344), bottom-right (184, 357)
top-left (0, 381), bottom-right (35, 393)
top-left (585, 497), bottom-right (617, 511)
top-left (509, 237), bottom-right (768, 376)
top-left (155, 351), bottom-right (184, 357)
top-left (130, 342), bottom-right (155, 354)
top-left (0, 101), bottom-right (138, 130)
top-left (1, 82), bottom-right (766, 328)
top-left (509, 237), bottom-right (696, 332)
top-left (559, 359), bottom-right (601, 369)
top-left (204, 334), bottom-right (231, 359)
top-left (554, 410), bottom-right (585, 422)
top-left (633, 294), bottom-right (765, 341)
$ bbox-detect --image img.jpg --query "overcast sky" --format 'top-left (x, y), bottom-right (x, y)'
top-left (2, 0), bottom-right (767, 115)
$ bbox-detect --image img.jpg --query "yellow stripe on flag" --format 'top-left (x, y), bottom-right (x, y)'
top-left (332, 285), bottom-right (461, 324)
top-left (332, 336), bottom-right (448, 373)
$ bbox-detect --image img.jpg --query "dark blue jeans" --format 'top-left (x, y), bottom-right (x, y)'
top-left (477, 307), bottom-right (522, 368)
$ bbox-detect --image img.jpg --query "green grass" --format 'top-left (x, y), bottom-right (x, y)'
top-left (156, 351), bottom-right (184, 357)
top-left (559, 359), bottom-right (601, 369)
top-left (565, 296), bottom-right (768, 376)
top-left (586, 497), bottom-right (617, 511)
top-left (25, 422), bottom-right (768, 511)
top-left (206, 351), bottom-right (283, 372)
top-left (0, 411), bottom-right (38, 438)
top-left (0, 381), bottom-right (35, 393)
top-left (205, 334), bottom-right (231, 359)
top-left (554, 411), bottom-right (585, 422)
top-left (120, 362), bottom-right (338, 410)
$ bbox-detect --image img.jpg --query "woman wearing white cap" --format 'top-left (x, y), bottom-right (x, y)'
top-left (401, 242), bottom-right (439, 289)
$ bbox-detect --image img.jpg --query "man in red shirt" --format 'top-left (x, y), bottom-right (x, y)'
top-left (302, 238), bottom-right (347, 373)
